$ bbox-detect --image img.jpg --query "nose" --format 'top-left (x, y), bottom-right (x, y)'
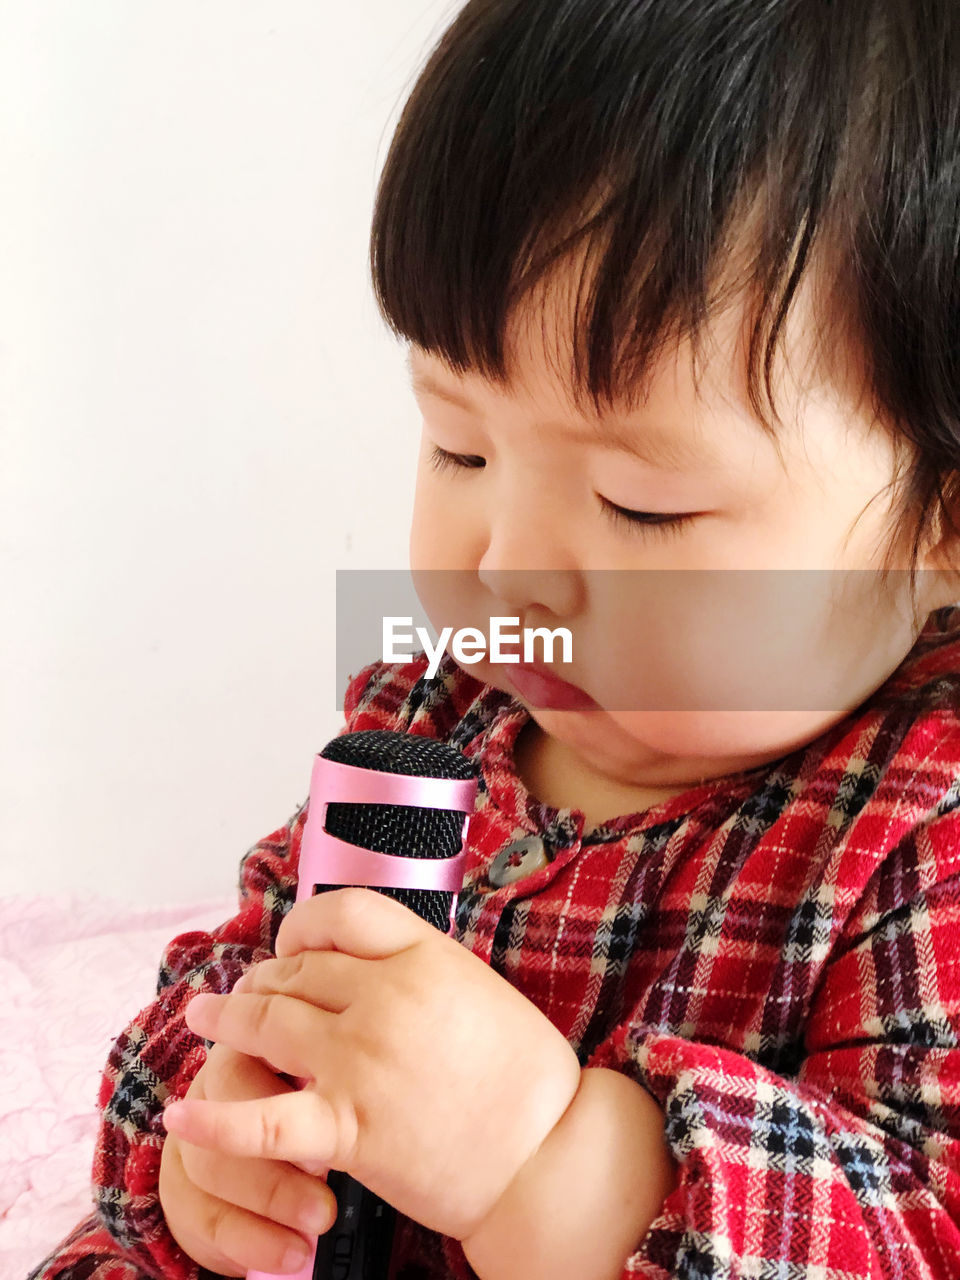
top-left (478, 506), bottom-right (582, 618)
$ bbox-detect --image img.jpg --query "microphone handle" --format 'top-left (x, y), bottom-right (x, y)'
top-left (313, 1167), bottom-right (398, 1280)
top-left (246, 1110), bottom-right (398, 1280)
top-left (307, 881), bottom-right (401, 1280)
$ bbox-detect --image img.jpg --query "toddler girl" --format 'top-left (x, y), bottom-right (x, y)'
top-left (31, 0), bottom-right (960, 1277)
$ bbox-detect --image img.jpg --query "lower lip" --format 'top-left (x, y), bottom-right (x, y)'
top-left (502, 663), bottom-right (599, 711)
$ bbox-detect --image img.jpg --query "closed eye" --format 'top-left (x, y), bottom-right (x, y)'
top-left (427, 444), bottom-right (700, 539)
top-left (598, 498), bottom-right (700, 537)
top-left (428, 444), bottom-right (485, 473)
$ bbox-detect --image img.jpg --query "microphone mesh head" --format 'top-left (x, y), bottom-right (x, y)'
top-left (311, 730), bottom-right (477, 932)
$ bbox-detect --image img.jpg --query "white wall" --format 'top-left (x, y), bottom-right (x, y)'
top-left (1, 1), bottom-right (461, 900)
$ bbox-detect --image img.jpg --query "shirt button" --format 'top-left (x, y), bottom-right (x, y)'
top-left (488, 834), bottom-right (550, 887)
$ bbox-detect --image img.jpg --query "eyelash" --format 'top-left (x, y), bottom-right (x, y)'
top-left (427, 444), bottom-right (699, 540)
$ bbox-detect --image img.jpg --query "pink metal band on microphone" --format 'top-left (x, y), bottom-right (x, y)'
top-left (306, 753), bottom-right (478, 811)
top-left (296, 832), bottom-right (470, 900)
top-left (295, 753), bottom-right (478, 905)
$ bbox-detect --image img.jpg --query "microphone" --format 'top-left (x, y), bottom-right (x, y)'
top-left (247, 729), bottom-right (479, 1280)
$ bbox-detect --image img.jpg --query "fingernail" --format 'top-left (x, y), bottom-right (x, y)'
top-left (281, 1243), bottom-right (312, 1272)
top-left (161, 1101), bottom-right (185, 1130)
top-left (303, 1198), bottom-right (334, 1234)
top-left (187, 993), bottom-right (220, 1014)
top-left (184, 993), bottom-right (220, 1027)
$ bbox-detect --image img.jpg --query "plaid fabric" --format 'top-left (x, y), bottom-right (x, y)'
top-left (29, 604), bottom-right (960, 1280)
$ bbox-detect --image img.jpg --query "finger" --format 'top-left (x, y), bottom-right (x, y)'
top-left (233, 949), bottom-right (364, 1012)
top-left (184, 991), bottom-right (334, 1079)
top-left (180, 1143), bottom-right (337, 1239)
top-left (161, 1130), bottom-right (319, 1277)
top-left (201, 1042), bottom-right (298, 1102)
top-left (276, 886), bottom-right (426, 961)
top-left (163, 1088), bottom-right (358, 1169)
top-left (196, 1045), bottom-right (323, 1174)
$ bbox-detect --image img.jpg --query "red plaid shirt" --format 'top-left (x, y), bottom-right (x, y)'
top-left (30, 604), bottom-right (960, 1280)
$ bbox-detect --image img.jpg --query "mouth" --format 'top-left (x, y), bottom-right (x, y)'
top-left (495, 649), bottom-right (599, 711)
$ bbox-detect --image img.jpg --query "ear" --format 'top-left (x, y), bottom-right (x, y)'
top-left (915, 489), bottom-right (960, 613)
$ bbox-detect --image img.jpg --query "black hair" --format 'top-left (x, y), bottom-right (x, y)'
top-left (370, 0), bottom-right (960, 603)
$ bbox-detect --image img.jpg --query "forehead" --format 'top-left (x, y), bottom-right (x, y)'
top-left (410, 359), bottom-right (726, 471)
top-left (408, 288), bottom-right (773, 473)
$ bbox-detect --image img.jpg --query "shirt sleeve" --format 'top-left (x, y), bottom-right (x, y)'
top-left (70, 661), bottom-right (386, 1280)
top-left (585, 801), bottom-right (960, 1278)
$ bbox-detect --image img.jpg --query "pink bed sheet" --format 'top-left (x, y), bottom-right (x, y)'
top-left (0, 894), bottom-right (235, 1280)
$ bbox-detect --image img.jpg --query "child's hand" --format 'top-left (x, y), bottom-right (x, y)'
top-left (158, 1041), bottom-right (337, 1276)
top-left (163, 887), bottom-right (583, 1244)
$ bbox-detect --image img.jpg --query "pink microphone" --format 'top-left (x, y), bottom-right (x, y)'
top-left (247, 729), bottom-right (478, 1280)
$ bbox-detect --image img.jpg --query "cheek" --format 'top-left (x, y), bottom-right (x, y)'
top-left (408, 506), bottom-right (434, 570)
top-left (582, 571), bottom-right (888, 721)
top-left (410, 470), bottom-right (463, 569)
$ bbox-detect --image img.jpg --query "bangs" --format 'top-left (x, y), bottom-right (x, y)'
top-left (369, 0), bottom-right (886, 430)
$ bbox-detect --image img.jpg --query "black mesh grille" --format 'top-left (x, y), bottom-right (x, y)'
top-left (313, 731), bottom-right (477, 932)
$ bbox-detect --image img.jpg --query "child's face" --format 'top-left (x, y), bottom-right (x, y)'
top-left (407, 276), bottom-right (953, 789)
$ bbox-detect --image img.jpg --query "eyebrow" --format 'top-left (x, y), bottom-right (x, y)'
top-left (409, 368), bottom-right (725, 472)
